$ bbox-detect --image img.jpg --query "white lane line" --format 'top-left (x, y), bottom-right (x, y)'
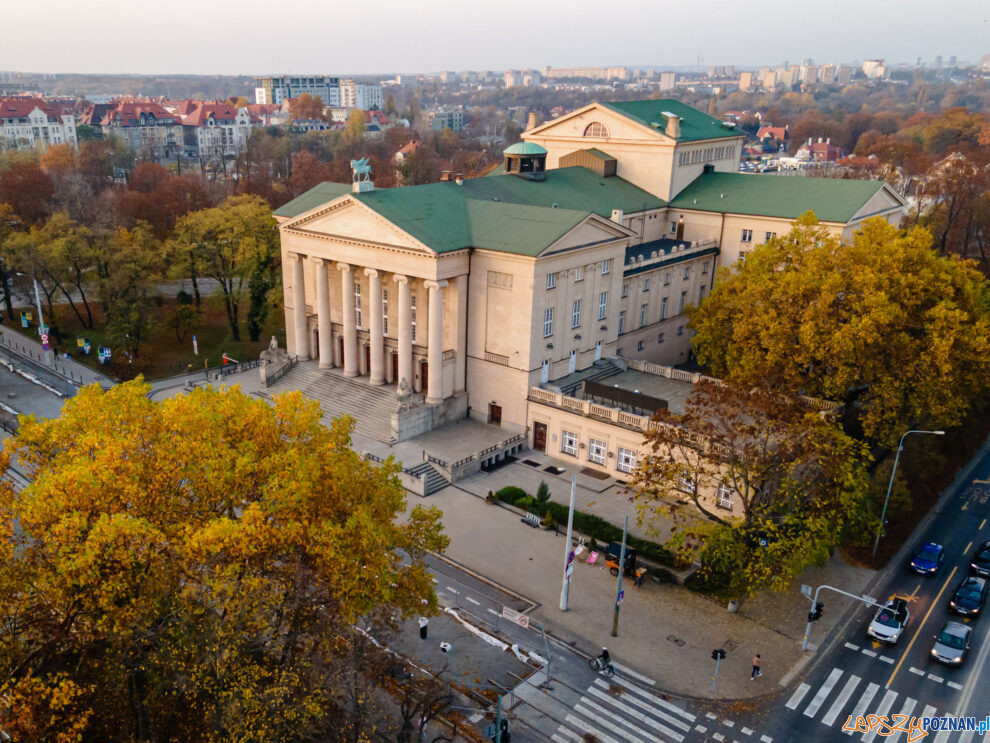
top-left (487, 608), bottom-right (498, 615)
top-left (786, 683), bottom-right (811, 710)
top-left (761, 737), bottom-right (773, 743)
top-left (590, 682), bottom-right (690, 734)
top-left (920, 704), bottom-right (937, 720)
top-left (805, 668), bottom-right (843, 717)
top-left (861, 649), bottom-right (877, 658)
top-left (465, 596), bottom-right (481, 606)
top-left (885, 697), bottom-right (917, 743)
top-left (554, 728), bottom-right (584, 743)
top-left (707, 712), bottom-right (718, 720)
top-left (932, 728), bottom-right (952, 743)
top-left (598, 676), bottom-right (695, 723)
top-left (927, 673), bottom-right (944, 683)
top-left (574, 700), bottom-right (661, 743)
top-left (947, 681), bottom-right (963, 690)
top-left (611, 660), bottom-right (657, 685)
top-left (909, 667), bottom-right (925, 676)
top-left (742, 727), bottom-right (754, 736)
top-left (551, 734), bottom-right (571, 743)
top-left (724, 720), bottom-right (735, 728)
top-left (713, 735), bottom-right (725, 742)
top-left (861, 689), bottom-right (897, 743)
top-left (444, 585), bottom-right (459, 594)
top-left (879, 655), bottom-right (895, 665)
top-left (823, 674), bottom-right (861, 726)
top-left (564, 713), bottom-right (622, 743)
top-left (586, 685), bottom-right (686, 740)
top-left (695, 725), bottom-right (707, 733)
top-left (845, 642), bottom-right (860, 651)
top-left (843, 682), bottom-right (879, 736)
top-left (469, 712), bottom-right (483, 723)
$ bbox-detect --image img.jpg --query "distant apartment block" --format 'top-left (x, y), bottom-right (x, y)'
top-left (99, 101), bottom-right (181, 159)
top-left (339, 80), bottom-right (384, 110)
top-left (0, 98), bottom-right (77, 150)
top-left (254, 76), bottom-right (341, 106)
top-left (428, 109), bottom-right (464, 132)
top-left (659, 72), bottom-right (676, 91)
top-left (504, 70), bottom-right (524, 88)
top-left (545, 66), bottom-right (631, 81)
top-left (862, 59), bottom-right (888, 79)
top-left (738, 71), bottom-right (754, 91)
top-left (179, 102), bottom-right (256, 159)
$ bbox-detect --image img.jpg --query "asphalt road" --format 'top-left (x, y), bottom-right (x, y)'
top-left (752, 439), bottom-right (990, 743)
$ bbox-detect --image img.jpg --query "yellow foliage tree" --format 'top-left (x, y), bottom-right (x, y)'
top-left (0, 381), bottom-right (447, 740)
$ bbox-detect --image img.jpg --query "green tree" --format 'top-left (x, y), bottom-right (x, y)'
top-left (0, 203), bottom-right (24, 321)
top-left (383, 91), bottom-right (397, 117)
top-left (0, 381), bottom-right (447, 739)
top-left (688, 214), bottom-right (990, 446)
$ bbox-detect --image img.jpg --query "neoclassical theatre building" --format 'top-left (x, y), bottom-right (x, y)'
top-left (273, 99), bottom-right (906, 480)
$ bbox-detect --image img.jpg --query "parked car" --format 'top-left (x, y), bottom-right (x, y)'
top-left (949, 576), bottom-right (988, 618)
top-left (969, 541), bottom-right (990, 578)
top-left (910, 542), bottom-right (944, 575)
top-left (867, 597), bottom-right (910, 644)
top-left (931, 621), bottom-right (972, 666)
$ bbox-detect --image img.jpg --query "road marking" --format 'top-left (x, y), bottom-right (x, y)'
top-left (761, 737), bottom-right (772, 743)
top-left (741, 727), bottom-right (753, 735)
top-left (611, 661), bottom-right (656, 685)
top-left (980, 519), bottom-right (986, 531)
top-left (588, 682), bottom-right (689, 736)
top-left (785, 683), bottom-right (811, 710)
top-left (804, 668), bottom-right (843, 717)
top-left (921, 705), bottom-right (937, 719)
top-left (465, 596), bottom-right (481, 605)
top-left (564, 713), bottom-right (622, 743)
top-left (879, 655), bottom-right (895, 664)
top-left (584, 688), bottom-right (685, 741)
top-left (843, 682), bottom-right (879, 736)
top-left (574, 698), bottom-right (667, 743)
top-left (906, 584), bottom-right (921, 603)
top-left (444, 585), bottom-right (459, 594)
top-left (862, 649), bottom-right (877, 658)
top-left (962, 502), bottom-right (969, 511)
top-left (723, 719), bottom-right (734, 727)
top-left (487, 608), bottom-right (498, 615)
top-left (947, 681), bottom-right (963, 690)
top-left (469, 712), bottom-right (483, 723)
top-left (845, 642), bottom-right (860, 651)
top-left (707, 712), bottom-right (718, 720)
top-left (552, 735), bottom-right (571, 743)
top-left (823, 673), bottom-right (861, 726)
top-left (965, 541), bottom-right (973, 553)
top-left (927, 673), bottom-right (944, 683)
top-left (909, 667), bottom-right (925, 676)
top-left (603, 676), bottom-right (695, 722)
top-left (695, 726), bottom-right (707, 733)
top-left (886, 697), bottom-right (917, 743)
top-left (713, 735), bottom-right (725, 742)
top-left (888, 565), bottom-right (958, 688)
top-left (862, 689), bottom-right (897, 743)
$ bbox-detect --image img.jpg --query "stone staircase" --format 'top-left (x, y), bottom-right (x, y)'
top-left (266, 364), bottom-right (396, 442)
top-left (558, 358), bottom-right (622, 396)
top-left (406, 461), bottom-right (449, 495)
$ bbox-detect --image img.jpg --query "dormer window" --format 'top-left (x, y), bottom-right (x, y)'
top-left (583, 121), bottom-right (608, 138)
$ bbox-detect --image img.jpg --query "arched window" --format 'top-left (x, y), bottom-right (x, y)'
top-left (583, 121), bottom-right (608, 138)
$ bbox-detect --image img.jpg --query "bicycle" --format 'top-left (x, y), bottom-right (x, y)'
top-left (588, 656), bottom-right (615, 677)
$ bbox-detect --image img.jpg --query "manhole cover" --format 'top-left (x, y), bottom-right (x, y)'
top-left (724, 639), bottom-right (738, 651)
top-left (666, 634), bottom-right (685, 647)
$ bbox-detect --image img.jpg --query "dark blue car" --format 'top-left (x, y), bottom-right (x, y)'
top-left (910, 542), bottom-right (944, 575)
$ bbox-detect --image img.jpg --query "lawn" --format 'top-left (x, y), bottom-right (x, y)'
top-left (10, 295), bottom-right (286, 381)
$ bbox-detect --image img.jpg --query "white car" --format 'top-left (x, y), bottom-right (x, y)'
top-left (867, 598), bottom-right (910, 644)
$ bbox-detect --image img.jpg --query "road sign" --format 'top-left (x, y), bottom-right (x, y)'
top-left (40, 333), bottom-right (49, 351)
top-left (501, 606), bottom-right (530, 629)
top-left (192, 334), bottom-right (198, 356)
top-left (617, 590), bottom-right (625, 605)
top-left (565, 563), bottom-right (574, 578)
top-left (801, 584), bottom-right (813, 600)
top-left (20, 312), bottom-right (28, 328)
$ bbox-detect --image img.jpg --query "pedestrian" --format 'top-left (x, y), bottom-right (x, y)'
top-left (751, 654), bottom-right (762, 680)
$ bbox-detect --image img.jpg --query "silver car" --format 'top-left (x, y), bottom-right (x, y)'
top-left (931, 621), bottom-right (972, 666)
top-left (867, 598), bottom-right (910, 644)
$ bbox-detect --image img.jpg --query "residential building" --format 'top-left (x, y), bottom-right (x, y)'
top-left (504, 69), bottom-right (524, 88)
top-left (546, 66), bottom-right (631, 81)
top-left (428, 109), bottom-right (464, 132)
top-left (99, 101), bottom-right (181, 158)
top-left (738, 71), bottom-right (754, 92)
top-left (795, 137), bottom-right (846, 162)
top-left (659, 72), bottom-right (676, 91)
top-left (180, 102), bottom-right (255, 159)
top-left (339, 80), bottom-right (384, 110)
top-left (0, 98), bottom-right (77, 150)
top-left (255, 76), bottom-right (341, 106)
top-left (862, 59), bottom-right (887, 79)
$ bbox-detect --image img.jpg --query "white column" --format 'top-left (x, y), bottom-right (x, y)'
top-left (394, 274), bottom-right (412, 389)
top-left (365, 268), bottom-right (384, 385)
top-left (315, 258), bottom-right (332, 369)
top-left (291, 252), bottom-right (309, 360)
top-left (454, 273), bottom-right (468, 394)
top-left (424, 279), bottom-right (447, 405)
top-left (338, 263), bottom-right (357, 377)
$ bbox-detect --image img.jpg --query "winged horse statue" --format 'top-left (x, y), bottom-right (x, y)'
top-left (350, 157), bottom-right (372, 183)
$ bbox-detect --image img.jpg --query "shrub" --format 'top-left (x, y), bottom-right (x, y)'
top-left (496, 486), bottom-right (527, 504)
top-left (536, 480), bottom-right (551, 503)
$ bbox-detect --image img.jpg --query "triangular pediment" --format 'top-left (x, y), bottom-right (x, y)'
top-left (524, 102), bottom-right (675, 144)
top-left (282, 195), bottom-right (434, 253)
top-left (541, 213), bottom-right (634, 256)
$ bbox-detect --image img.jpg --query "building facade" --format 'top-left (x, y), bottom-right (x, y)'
top-left (100, 102), bottom-right (181, 159)
top-left (180, 103), bottom-right (256, 159)
top-left (339, 80), bottom-right (384, 110)
top-left (0, 99), bottom-right (77, 150)
top-left (428, 109), bottom-right (464, 132)
top-left (255, 76), bottom-right (341, 106)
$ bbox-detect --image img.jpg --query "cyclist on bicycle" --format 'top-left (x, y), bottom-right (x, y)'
top-left (599, 647), bottom-right (611, 666)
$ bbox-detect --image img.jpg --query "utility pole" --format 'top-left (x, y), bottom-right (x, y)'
top-left (801, 584), bottom-right (887, 651)
top-left (611, 516), bottom-right (628, 637)
top-left (559, 476), bottom-right (577, 611)
top-left (711, 648), bottom-right (726, 694)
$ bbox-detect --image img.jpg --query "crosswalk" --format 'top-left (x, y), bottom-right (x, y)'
top-left (785, 666), bottom-right (941, 741)
top-left (551, 675), bottom-right (698, 743)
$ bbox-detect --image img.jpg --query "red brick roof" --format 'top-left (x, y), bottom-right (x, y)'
top-left (180, 102), bottom-right (240, 126)
top-left (0, 98), bottom-right (71, 120)
top-left (757, 125), bottom-right (788, 141)
top-left (104, 101), bottom-right (179, 127)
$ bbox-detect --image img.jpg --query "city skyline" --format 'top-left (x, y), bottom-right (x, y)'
top-left (3, 0), bottom-right (986, 76)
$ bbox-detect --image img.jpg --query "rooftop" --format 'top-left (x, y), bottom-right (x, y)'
top-left (588, 368), bottom-right (694, 415)
top-left (603, 99), bottom-right (743, 142)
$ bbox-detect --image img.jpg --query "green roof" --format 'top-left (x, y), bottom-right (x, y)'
top-left (276, 166), bottom-right (666, 256)
top-left (603, 99), bottom-right (743, 142)
top-left (503, 141), bottom-right (547, 156)
top-left (668, 171), bottom-right (888, 223)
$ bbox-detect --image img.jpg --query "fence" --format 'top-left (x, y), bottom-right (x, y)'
top-left (0, 334), bottom-right (80, 396)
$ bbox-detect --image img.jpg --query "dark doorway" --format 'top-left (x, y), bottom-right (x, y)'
top-left (337, 336), bottom-right (344, 367)
top-left (489, 403), bottom-right (502, 427)
top-left (391, 352), bottom-right (399, 384)
top-left (420, 360), bottom-right (428, 392)
top-left (364, 345), bottom-right (371, 375)
top-left (676, 220), bottom-right (685, 240)
top-left (533, 421), bottom-right (547, 451)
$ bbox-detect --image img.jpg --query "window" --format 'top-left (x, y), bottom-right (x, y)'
top-left (657, 332), bottom-right (665, 343)
top-left (354, 282), bottom-right (362, 328)
top-left (765, 231), bottom-right (777, 242)
top-left (621, 283), bottom-right (629, 298)
top-left (598, 292), bottom-right (607, 320)
top-left (677, 325), bottom-right (684, 336)
top-left (678, 291), bottom-right (687, 314)
top-left (382, 289), bottom-right (389, 335)
top-left (677, 474), bottom-right (697, 494)
top-left (617, 447), bottom-right (636, 474)
top-left (571, 299), bottom-right (582, 328)
top-left (573, 266), bottom-right (584, 282)
top-left (639, 303), bottom-right (647, 328)
top-left (669, 222), bottom-right (677, 235)
top-left (663, 272), bottom-right (671, 286)
top-left (546, 272), bottom-right (556, 290)
top-left (739, 250), bottom-right (749, 261)
top-left (618, 311), bottom-right (625, 335)
top-left (699, 286), bottom-right (706, 303)
top-left (741, 229), bottom-right (753, 243)
top-left (660, 297), bottom-right (668, 320)
top-left (561, 430), bottom-right (578, 456)
top-left (601, 259), bottom-right (612, 275)
top-left (683, 266), bottom-right (690, 280)
top-left (588, 438), bottom-right (607, 465)
top-left (583, 121), bottom-right (609, 138)
top-left (642, 278), bottom-right (650, 292)
top-left (410, 295), bottom-right (416, 341)
top-left (716, 483), bottom-right (734, 510)
top-left (637, 340), bottom-right (645, 351)
top-left (543, 307), bottom-right (554, 338)
top-left (701, 261), bottom-right (709, 274)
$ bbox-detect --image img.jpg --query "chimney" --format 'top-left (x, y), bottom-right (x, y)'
top-left (440, 170), bottom-right (453, 182)
top-left (611, 209), bottom-right (624, 224)
top-left (818, 137), bottom-right (823, 143)
top-left (526, 112), bottom-right (538, 130)
top-left (826, 137), bottom-right (831, 145)
top-left (455, 173), bottom-right (464, 185)
top-left (665, 114), bottom-right (681, 138)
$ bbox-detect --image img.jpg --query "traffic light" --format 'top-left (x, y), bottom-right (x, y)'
top-left (488, 719), bottom-right (510, 743)
top-left (711, 648), bottom-right (726, 661)
top-left (808, 602), bottom-right (824, 622)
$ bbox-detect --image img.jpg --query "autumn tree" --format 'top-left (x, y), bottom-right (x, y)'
top-left (289, 93), bottom-right (326, 121)
top-left (0, 161), bottom-right (55, 225)
top-left (0, 381), bottom-right (447, 740)
top-left (688, 214), bottom-right (990, 446)
top-left (0, 203), bottom-right (23, 320)
top-left (96, 223), bottom-right (162, 358)
top-left (289, 149), bottom-right (331, 196)
top-left (630, 380), bottom-right (871, 594)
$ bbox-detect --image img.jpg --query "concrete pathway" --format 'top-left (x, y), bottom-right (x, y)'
top-left (1, 327), bottom-right (115, 388)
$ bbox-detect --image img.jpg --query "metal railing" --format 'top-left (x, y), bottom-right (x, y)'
top-left (264, 356), bottom-right (297, 388)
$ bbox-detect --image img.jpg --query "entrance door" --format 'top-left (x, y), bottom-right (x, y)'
top-left (540, 359), bottom-right (550, 384)
top-left (533, 422), bottom-right (547, 452)
top-left (391, 352), bottom-right (399, 384)
top-left (364, 345), bottom-right (371, 375)
top-left (337, 335), bottom-right (344, 367)
top-left (568, 349), bottom-right (577, 374)
top-left (676, 219), bottom-right (685, 240)
top-left (420, 360), bottom-right (428, 392)
top-left (595, 340), bottom-right (602, 361)
top-left (489, 403), bottom-right (502, 426)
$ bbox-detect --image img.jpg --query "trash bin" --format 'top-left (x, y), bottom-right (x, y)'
top-left (727, 600), bottom-right (739, 613)
top-left (418, 617), bottom-right (429, 639)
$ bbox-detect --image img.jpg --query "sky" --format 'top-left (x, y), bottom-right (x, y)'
top-left (5, 0), bottom-right (988, 75)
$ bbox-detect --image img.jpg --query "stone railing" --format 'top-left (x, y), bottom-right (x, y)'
top-left (529, 386), bottom-right (653, 433)
top-left (484, 351), bottom-right (510, 366)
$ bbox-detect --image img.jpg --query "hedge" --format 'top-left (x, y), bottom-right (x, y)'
top-left (494, 485), bottom-right (679, 568)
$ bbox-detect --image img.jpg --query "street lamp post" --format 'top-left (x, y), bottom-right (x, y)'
top-left (15, 272), bottom-right (50, 367)
top-left (872, 429), bottom-right (945, 559)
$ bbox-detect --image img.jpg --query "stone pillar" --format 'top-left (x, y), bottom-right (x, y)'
top-left (291, 252), bottom-right (309, 360)
top-left (338, 263), bottom-right (357, 377)
top-left (394, 274), bottom-right (412, 390)
top-left (365, 268), bottom-right (384, 385)
top-left (424, 279), bottom-right (448, 405)
top-left (314, 257), bottom-right (332, 369)
top-left (454, 273), bottom-right (468, 394)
